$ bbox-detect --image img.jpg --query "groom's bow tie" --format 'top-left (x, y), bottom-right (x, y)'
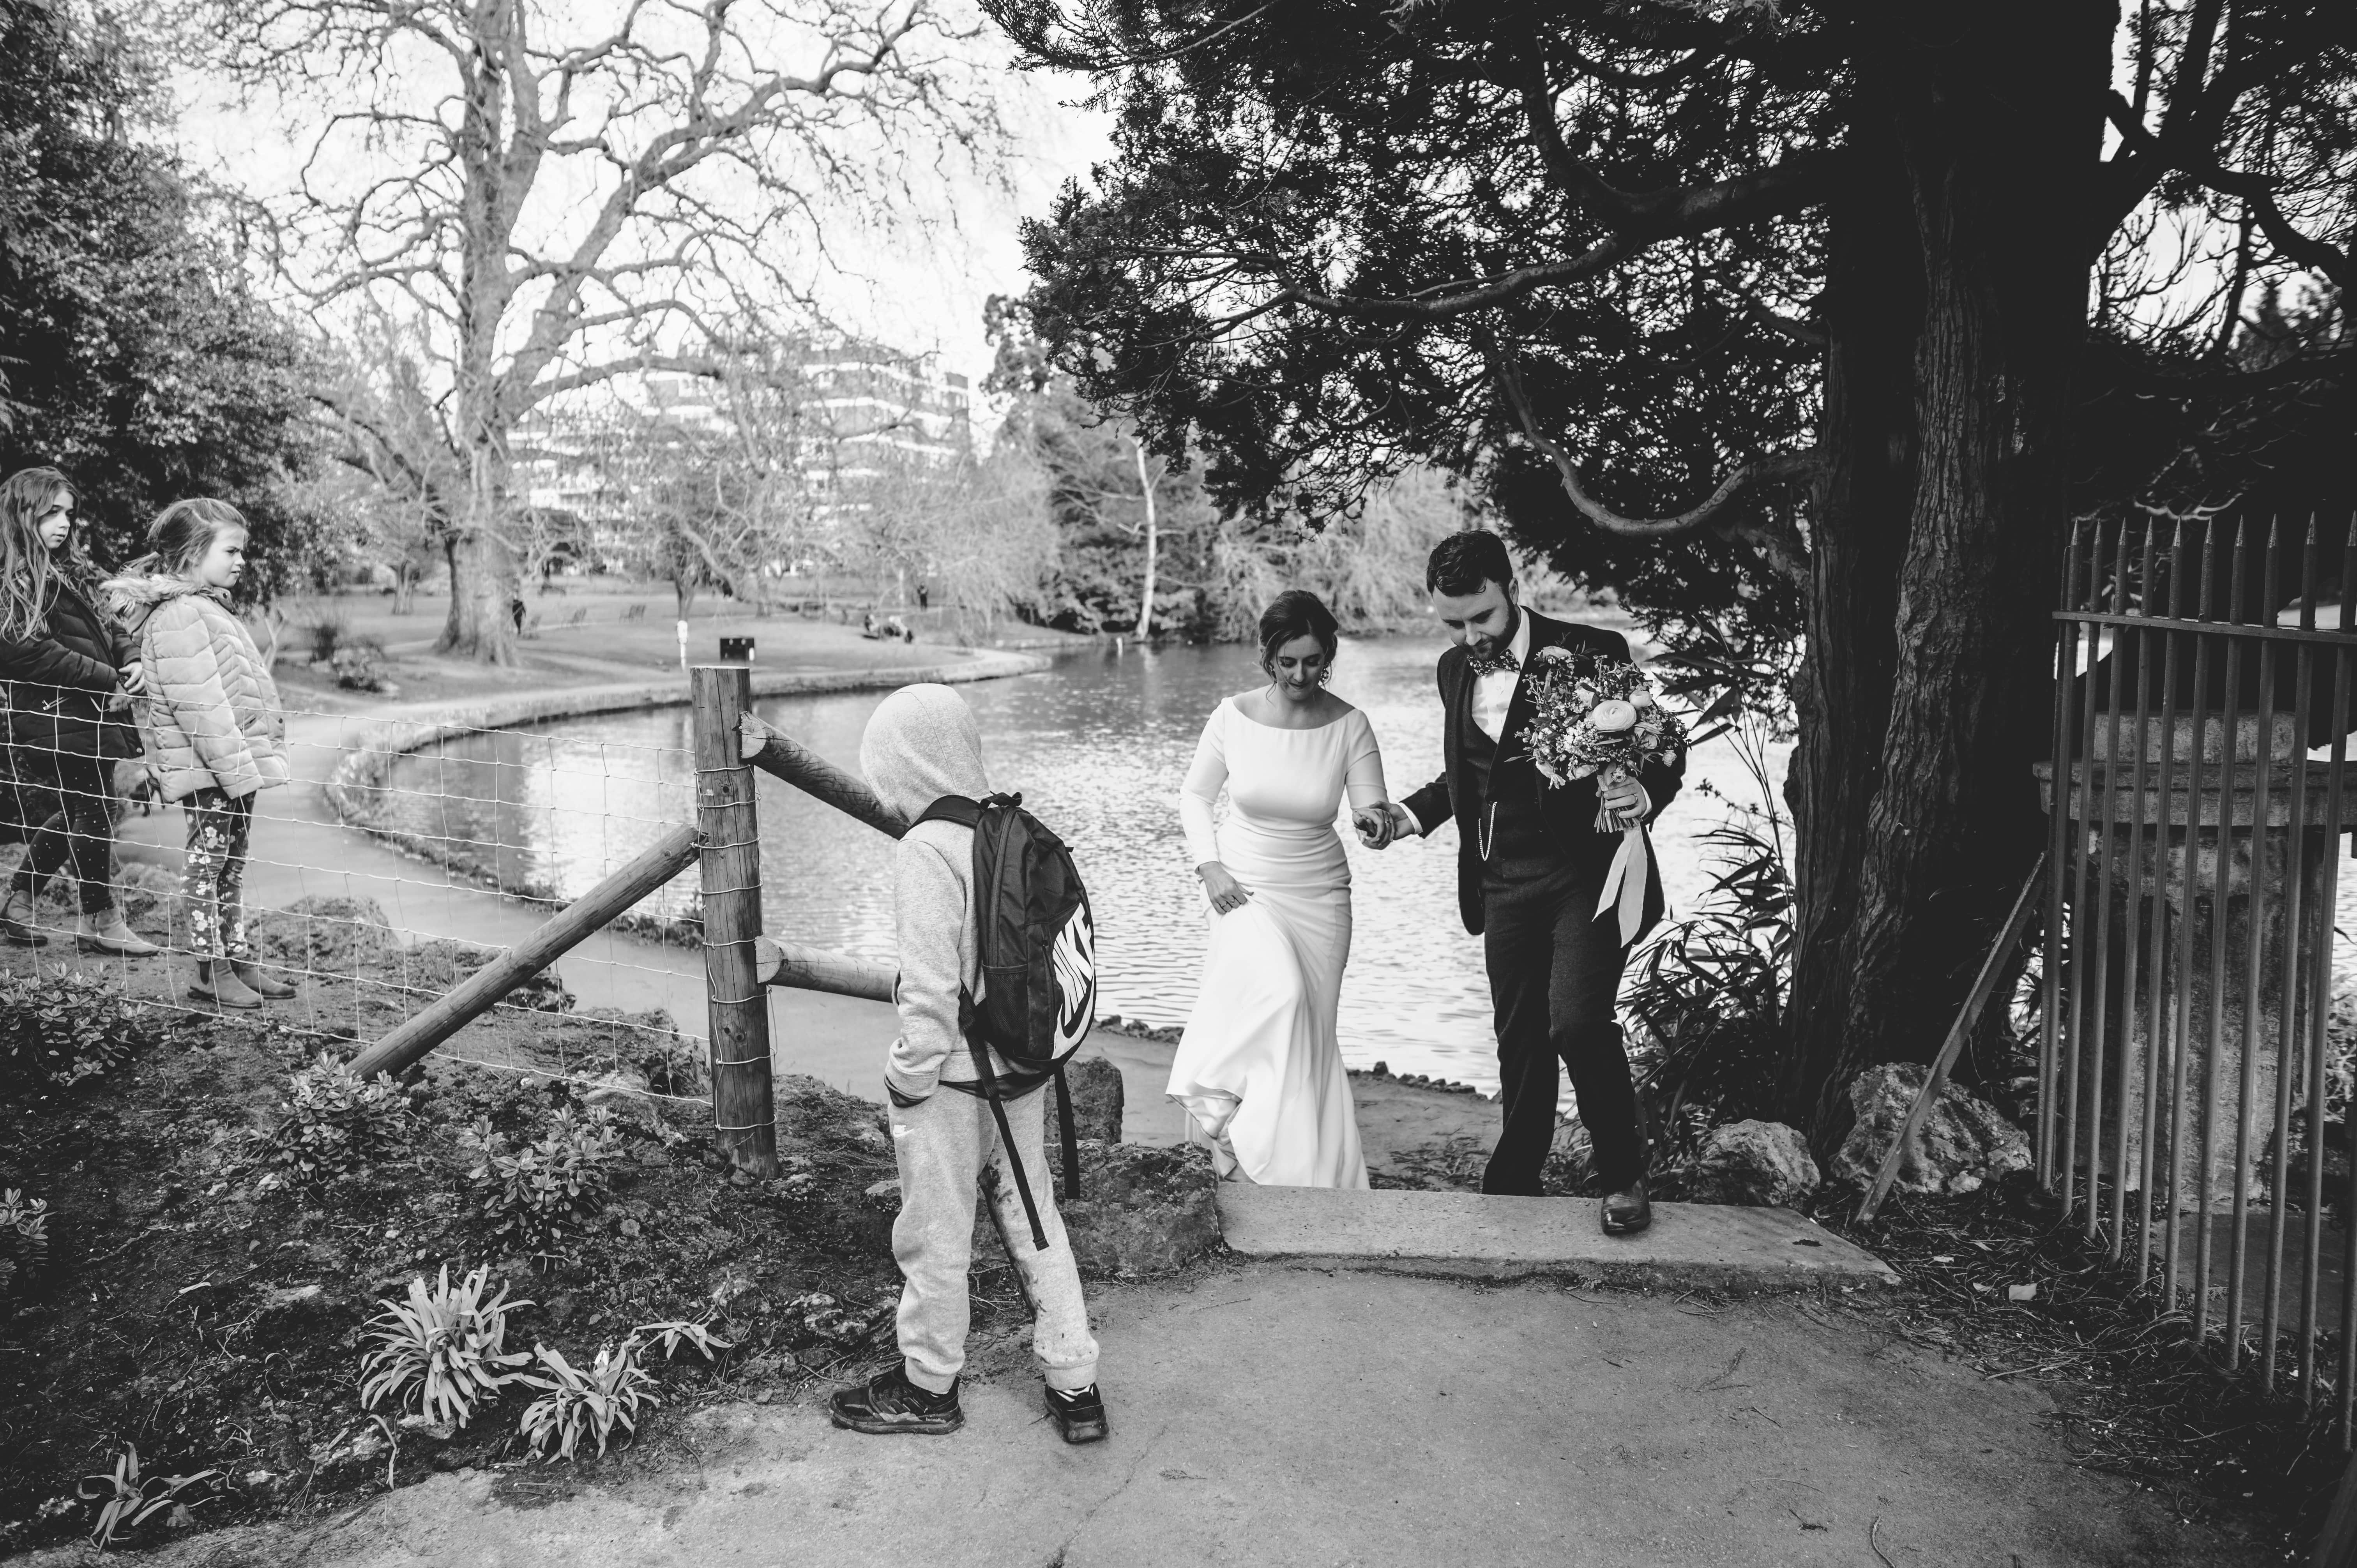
top-left (1466, 647), bottom-right (1520, 678)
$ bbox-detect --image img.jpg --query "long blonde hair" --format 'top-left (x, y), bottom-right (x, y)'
top-left (0, 466), bottom-right (76, 641)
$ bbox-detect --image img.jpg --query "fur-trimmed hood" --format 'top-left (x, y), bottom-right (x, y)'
top-left (102, 571), bottom-right (224, 620)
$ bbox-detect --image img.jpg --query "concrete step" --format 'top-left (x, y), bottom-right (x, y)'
top-left (1216, 1183), bottom-right (1897, 1290)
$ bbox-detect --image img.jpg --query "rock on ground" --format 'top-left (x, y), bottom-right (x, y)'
top-left (1688, 1119), bottom-right (1821, 1207)
top-left (1058, 1056), bottom-right (1125, 1144)
top-left (1011, 1141), bottom-right (1220, 1278)
top-left (1833, 1063), bottom-right (2033, 1197)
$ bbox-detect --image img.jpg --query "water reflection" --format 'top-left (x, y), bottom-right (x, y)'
top-left (378, 637), bottom-right (1790, 1092)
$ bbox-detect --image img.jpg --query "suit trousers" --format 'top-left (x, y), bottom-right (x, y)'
top-left (1480, 850), bottom-right (1643, 1194)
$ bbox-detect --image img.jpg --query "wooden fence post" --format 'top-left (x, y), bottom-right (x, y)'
top-left (693, 664), bottom-right (779, 1176)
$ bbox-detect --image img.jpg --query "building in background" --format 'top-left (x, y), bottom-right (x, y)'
top-left (510, 334), bottom-right (973, 577)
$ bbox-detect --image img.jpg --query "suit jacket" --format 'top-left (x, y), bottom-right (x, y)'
top-left (1398, 611), bottom-right (1685, 942)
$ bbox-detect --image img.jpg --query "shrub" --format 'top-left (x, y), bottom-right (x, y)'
top-left (0, 971), bottom-right (141, 1090)
top-left (304, 612), bottom-right (350, 664)
top-left (0, 1188), bottom-right (51, 1300)
top-left (1620, 719), bottom-right (1793, 1169)
top-left (267, 1054), bottom-right (409, 1183)
top-left (327, 640), bottom-right (396, 693)
top-left (78, 1444), bottom-right (217, 1550)
top-left (358, 1265), bottom-right (534, 1429)
top-left (462, 1105), bottom-right (624, 1254)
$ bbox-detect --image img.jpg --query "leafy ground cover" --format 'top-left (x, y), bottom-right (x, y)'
top-left (0, 891), bottom-right (983, 1556)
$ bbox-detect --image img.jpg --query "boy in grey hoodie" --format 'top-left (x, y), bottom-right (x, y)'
top-left (828, 684), bottom-right (1107, 1443)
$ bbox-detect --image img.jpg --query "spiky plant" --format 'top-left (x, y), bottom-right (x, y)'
top-left (358, 1265), bottom-right (533, 1428)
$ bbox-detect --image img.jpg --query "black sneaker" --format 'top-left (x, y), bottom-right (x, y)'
top-left (1045, 1383), bottom-right (1109, 1445)
top-left (829, 1367), bottom-right (962, 1436)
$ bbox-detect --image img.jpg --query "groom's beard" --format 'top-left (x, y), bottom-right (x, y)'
top-left (1468, 602), bottom-right (1521, 660)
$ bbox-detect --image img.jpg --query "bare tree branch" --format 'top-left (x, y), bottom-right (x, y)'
top-left (204, 0), bottom-right (1006, 659)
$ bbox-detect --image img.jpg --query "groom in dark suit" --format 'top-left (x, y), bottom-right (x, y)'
top-left (1365, 531), bottom-right (1684, 1233)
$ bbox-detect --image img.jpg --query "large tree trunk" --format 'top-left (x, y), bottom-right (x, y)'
top-left (439, 518), bottom-right (519, 663)
top-left (1779, 119), bottom-right (1921, 1125)
top-left (1805, 6), bottom-right (2112, 1142)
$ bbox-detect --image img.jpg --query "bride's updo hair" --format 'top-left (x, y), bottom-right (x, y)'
top-left (1258, 589), bottom-right (1340, 675)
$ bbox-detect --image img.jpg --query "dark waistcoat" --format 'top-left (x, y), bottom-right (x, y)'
top-left (1460, 685), bottom-right (1553, 865)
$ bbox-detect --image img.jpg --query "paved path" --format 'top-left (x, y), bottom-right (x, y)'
top-left (1218, 1185), bottom-right (1896, 1287)
top-left (64, 1263), bottom-right (2266, 1568)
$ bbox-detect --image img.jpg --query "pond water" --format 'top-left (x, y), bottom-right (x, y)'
top-left (377, 636), bottom-right (1788, 1093)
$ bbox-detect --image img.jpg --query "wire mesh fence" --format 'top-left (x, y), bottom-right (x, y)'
top-left (0, 675), bottom-right (710, 1110)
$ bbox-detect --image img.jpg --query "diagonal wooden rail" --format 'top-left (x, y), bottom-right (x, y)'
top-left (348, 823), bottom-right (702, 1081)
top-left (740, 713), bottom-right (908, 838)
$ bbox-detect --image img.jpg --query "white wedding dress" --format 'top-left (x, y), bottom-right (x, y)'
top-left (1166, 696), bottom-right (1381, 1188)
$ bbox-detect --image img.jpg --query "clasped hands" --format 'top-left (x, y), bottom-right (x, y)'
top-left (1352, 802), bottom-right (1411, 849)
top-left (1345, 775), bottom-right (1645, 852)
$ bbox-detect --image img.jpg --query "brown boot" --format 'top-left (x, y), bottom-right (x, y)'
top-left (78, 913), bottom-right (160, 958)
top-left (0, 890), bottom-right (48, 948)
top-left (230, 961), bottom-right (297, 1000)
top-left (190, 961), bottom-right (264, 1010)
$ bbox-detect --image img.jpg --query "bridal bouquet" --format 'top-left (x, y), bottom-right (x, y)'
top-left (1520, 648), bottom-right (1687, 941)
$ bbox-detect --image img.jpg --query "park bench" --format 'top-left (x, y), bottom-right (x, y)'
top-left (565, 606), bottom-right (589, 627)
top-left (623, 602), bottom-right (647, 622)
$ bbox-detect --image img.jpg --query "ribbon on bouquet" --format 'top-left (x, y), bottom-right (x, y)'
top-left (1593, 765), bottom-right (1651, 946)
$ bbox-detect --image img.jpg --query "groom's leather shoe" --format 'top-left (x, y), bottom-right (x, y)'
top-left (1601, 1177), bottom-right (1652, 1236)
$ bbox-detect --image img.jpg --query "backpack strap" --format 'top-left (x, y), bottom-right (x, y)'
top-left (970, 1027), bottom-right (1051, 1250)
top-left (1053, 1064), bottom-right (1081, 1204)
top-left (914, 794), bottom-right (981, 830)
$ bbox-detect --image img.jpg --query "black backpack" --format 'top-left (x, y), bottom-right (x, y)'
top-left (913, 792), bottom-right (1098, 1249)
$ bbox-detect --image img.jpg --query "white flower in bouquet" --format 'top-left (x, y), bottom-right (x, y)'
top-left (1516, 650), bottom-right (1687, 810)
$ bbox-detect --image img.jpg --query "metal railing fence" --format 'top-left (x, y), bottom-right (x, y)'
top-left (2041, 512), bottom-right (2356, 1438)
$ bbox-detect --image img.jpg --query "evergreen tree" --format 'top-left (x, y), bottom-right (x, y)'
top-left (0, 0), bottom-right (320, 599)
top-left (997, 0), bottom-right (2357, 1137)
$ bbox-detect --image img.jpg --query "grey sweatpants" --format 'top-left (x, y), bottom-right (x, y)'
top-left (889, 1083), bottom-right (1099, 1395)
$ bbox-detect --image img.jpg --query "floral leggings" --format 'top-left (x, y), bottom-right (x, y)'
top-left (182, 788), bottom-right (254, 961)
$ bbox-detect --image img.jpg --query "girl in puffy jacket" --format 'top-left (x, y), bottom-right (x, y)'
top-left (108, 500), bottom-right (293, 1010)
top-left (0, 466), bottom-right (159, 955)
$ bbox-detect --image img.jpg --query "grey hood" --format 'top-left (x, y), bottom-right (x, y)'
top-left (861, 683), bottom-right (990, 822)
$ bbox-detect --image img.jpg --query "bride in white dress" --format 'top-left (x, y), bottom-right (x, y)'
top-left (1168, 590), bottom-right (1396, 1188)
